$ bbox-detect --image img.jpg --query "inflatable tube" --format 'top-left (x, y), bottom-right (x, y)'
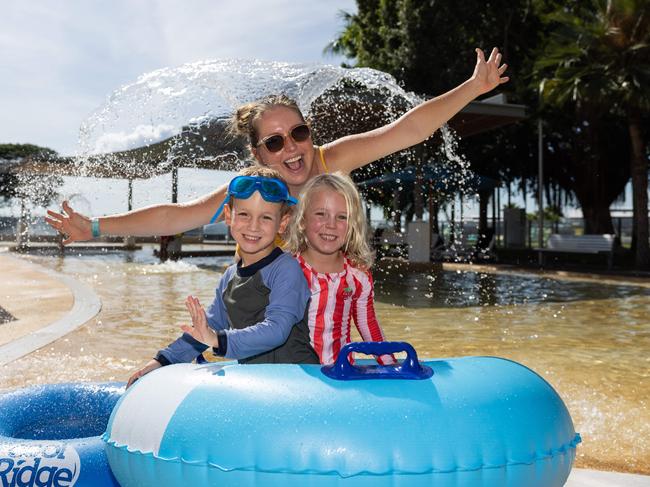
top-left (0, 382), bottom-right (124, 487)
top-left (104, 342), bottom-right (581, 487)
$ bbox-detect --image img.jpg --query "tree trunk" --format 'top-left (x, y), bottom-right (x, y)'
top-left (629, 117), bottom-right (649, 268)
top-left (570, 155), bottom-right (616, 235)
top-left (580, 201), bottom-right (615, 234)
top-left (428, 186), bottom-right (439, 234)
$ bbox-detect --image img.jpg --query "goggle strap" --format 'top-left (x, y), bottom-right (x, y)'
top-left (209, 194), bottom-right (229, 224)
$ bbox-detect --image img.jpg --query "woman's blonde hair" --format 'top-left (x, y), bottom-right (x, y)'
top-left (229, 94), bottom-right (305, 155)
top-left (286, 172), bottom-right (374, 270)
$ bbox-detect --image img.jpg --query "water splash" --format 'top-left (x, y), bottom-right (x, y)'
top-left (77, 59), bottom-right (422, 161)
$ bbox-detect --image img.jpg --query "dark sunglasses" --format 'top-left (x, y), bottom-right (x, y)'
top-left (209, 176), bottom-right (298, 224)
top-left (256, 124), bottom-right (311, 153)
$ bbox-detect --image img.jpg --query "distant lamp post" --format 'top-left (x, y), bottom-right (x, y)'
top-left (537, 83), bottom-right (545, 266)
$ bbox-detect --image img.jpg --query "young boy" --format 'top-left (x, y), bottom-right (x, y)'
top-left (127, 167), bottom-right (318, 387)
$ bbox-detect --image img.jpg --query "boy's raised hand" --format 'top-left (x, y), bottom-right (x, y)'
top-left (126, 359), bottom-right (162, 389)
top-left (181, 295), bottom-right (219, 348)
top-left (470, 47), bottom-right (509, 95)
top-left (45, 201), bottom-right (93, 244)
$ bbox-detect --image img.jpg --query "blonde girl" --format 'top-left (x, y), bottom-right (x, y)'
top-left (286, 172), bottom-right (394, 365)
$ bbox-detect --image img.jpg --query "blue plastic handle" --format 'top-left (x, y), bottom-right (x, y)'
top-left (321, 341), bottom-right (433, 381)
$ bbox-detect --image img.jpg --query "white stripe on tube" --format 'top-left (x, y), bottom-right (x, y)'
top-left (108, 363), bottom-right (214, 455)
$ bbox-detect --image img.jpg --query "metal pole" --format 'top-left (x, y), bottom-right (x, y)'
top-left (127, 179), bottom-right (133, 211)
top-left (538, 118), bottom-right (544, 265)
top-left (497, 186), bottom-right (501, 247)
top-left (171, 166), bottom-right (179, 204)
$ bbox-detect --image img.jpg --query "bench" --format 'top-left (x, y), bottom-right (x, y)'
top-left (372, 228), bottom-right (407, 258)
top-left (537, 234), bottom-right (616, 269)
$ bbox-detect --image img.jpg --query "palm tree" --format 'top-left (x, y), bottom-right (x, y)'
top-left (535, 0), bottom-right (650, 268)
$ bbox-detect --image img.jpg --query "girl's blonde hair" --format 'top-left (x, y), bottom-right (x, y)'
top-left (229, 94), bottom-right (305, 155)
top-left (286, 172), bottom-right (374, 270)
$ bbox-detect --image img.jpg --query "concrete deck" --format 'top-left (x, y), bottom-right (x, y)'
top-left (0, 251), bottom-right (101, 365)
top-left (567, 468), bottom-right (650, 486)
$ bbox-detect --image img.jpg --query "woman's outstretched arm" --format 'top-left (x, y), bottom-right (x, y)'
top-left (46, 183), bottom-right (227, 244)
top-left (323, 48), bottom-right (509, 174)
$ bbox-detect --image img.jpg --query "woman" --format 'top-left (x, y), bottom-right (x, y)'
top-left (46, 48), bottom-right (508, 240)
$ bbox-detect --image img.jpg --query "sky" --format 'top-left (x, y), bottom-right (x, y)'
top-left (0, 1), bottom-right (362, 217)
top-left (1, 0), bottom-right (356, 156)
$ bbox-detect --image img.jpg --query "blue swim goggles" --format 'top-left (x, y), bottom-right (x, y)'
top-left (209, 175), bottom-right (298, 224)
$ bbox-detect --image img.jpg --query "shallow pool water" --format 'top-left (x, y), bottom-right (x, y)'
top-left (1, 248), bottom-right (648, 474)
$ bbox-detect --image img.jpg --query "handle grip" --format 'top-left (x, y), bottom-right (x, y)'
top-left (321, 341), bottom-right (433, 381)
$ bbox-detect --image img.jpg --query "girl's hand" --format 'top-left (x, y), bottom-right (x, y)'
top-left (126, 359), bottom-right (162, 389)
top-left (181, 296), bottom-right (218, 347)
top-left (45, 201), bottom-right (92, 244)
top-left (470, 47), bottom-right (509, 96)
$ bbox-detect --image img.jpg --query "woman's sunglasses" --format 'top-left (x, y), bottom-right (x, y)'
top-left (256, 124), bottom-right (311, 153)
top-left (209, 176), bottom-right (298, 223)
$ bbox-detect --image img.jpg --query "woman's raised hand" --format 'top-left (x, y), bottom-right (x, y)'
top-left (181, 296), bottom-right (218, 348)
top-left (45, 201), bottom-right (92, 244)
top-left (470, 47), bottom-right (509, 96)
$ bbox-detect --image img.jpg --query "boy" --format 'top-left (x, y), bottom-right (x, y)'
top-left (127, 167), bottom-right (318, 387)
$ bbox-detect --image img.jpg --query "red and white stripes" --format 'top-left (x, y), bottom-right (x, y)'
top-left (296, 254), bottom-right (394, 366)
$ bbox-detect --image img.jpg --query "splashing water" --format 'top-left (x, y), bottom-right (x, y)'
top-left (71, 59), bottom-right (475, 186)
top-left (78, 59), bottom-right (420, 159)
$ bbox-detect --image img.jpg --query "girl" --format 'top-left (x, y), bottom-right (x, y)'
top-left (46, 48), bottom-right (508, 241)
top-left (286, 172), bottom-right (394, 365)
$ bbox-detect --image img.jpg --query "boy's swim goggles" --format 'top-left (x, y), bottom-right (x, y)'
top-left (209, 176), bottom-right (298, 224)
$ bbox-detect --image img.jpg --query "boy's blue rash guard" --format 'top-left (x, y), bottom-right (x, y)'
top-left (157, 248), bottom-right (318, 364)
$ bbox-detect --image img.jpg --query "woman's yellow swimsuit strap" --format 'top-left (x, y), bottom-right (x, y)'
top-left (318, 146), bottom-right (329, 174)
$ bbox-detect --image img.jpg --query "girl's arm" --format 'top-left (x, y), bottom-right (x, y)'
top-left (351, 270), bottom-right (396, 365)
top-left (45, 184), bottom-right (228, 244)
top-left (323, 48), bottom-right (509, 174)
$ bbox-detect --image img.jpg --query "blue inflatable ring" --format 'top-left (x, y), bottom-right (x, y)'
top-left (105, 342), bottom-right (581, 487)
top-left (0, 382), bottom-right (124, 487)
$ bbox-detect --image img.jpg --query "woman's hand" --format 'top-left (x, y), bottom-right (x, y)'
top-left (45, 201), bottom-right (92, 244)
top-left (181, 296), bottom-right (218, 347)
top-left (470, 47), bottom-right (509, 96)
top-left (126, 359), bottom-right (162, 389)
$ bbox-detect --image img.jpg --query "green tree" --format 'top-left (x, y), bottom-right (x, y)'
top-left (535, 0), bottom-right (650, 267)
top-left (329, 0), bottom-right (648, 267)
